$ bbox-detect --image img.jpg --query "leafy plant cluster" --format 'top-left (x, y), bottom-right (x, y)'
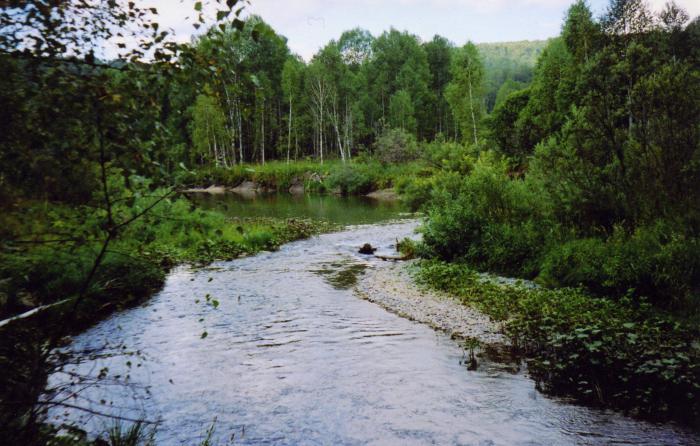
top-left (413, 1), bottom-right (700, 312)
top-left (413, 260), bottom-right (700, 426)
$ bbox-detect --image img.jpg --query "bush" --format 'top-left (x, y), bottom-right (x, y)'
top-left (395, 176), bottom-right (434, 211)
top-left (374, 128), bottom-right (418, 164)
top-left (421, 138), bottom-right (475, 173)
top-left (539, 223), bottom-right (700, 308)
top-left (421, 154), bottom-right (553, 277)
top-left (326, 166), bottom-right (374, 195)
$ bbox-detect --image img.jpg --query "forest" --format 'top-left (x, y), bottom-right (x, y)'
top-left (1, 0), bottom-right (700, 444)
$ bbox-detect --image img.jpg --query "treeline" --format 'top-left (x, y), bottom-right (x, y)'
top-left (160, 20), bottom-right (545, 168)
top-left (0, 16), bottom-right (541, 203)
top-left (420, 0), bottom-right (700, 307)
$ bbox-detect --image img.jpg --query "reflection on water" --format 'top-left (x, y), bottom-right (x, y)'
top-left (190, 192), bottom-right (409, 225)
top-left (47, 220), bottom-right (700, 445)
top-left (311, 260), bottom-right (369, 290)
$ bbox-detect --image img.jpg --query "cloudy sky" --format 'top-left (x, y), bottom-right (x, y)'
top-left (150, 0), bottom-right (700, 60)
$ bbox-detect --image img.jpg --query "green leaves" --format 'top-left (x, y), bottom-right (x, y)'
top-left (415, 258), bottom-right (700, 424)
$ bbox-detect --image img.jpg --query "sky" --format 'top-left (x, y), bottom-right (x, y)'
top-left (148, 0), bottom-right (700, 60)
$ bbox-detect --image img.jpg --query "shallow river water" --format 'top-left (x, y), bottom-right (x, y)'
top-left (47, 197), bottom-right (700, 445)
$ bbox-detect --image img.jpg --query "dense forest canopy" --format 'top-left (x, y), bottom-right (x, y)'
top-left (0, 9), bottom-right (546, 204)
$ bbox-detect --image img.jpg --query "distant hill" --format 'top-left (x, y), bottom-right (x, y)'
top-left (476, 40), bottom-right (549, 112)
top-left (477, 40), bottom-right (548, 67)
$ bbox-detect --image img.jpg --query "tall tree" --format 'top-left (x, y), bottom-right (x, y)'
top-left (424, 35), bottom-right (454, 139)
top-left (389, 89), bottom-right (417, 133)
top-left (446, 42), bottom-right (485, 145)
top-left (191, 90), bottom-right (229, 167)
top-left (368, 29), bottom-right (431, 138)
top-left (282, 55), bottom-right (306, 163)
top-left (338, 28), bottom-right (374, 66)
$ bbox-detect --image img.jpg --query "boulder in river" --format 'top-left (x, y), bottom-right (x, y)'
top-left (289, 177), bottom-right (305, 195)
top-left (231, 181), bottom-right (258, 197)
top-left (359, 243), bottom-right (377, 254)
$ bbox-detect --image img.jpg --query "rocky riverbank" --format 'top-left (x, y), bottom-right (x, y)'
top-left (354, 260), bottom-right (508, 346)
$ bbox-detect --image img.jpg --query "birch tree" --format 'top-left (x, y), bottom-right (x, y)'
top-left (446, 42), bottom-right (485, 145)
top-left (282, 56), bottom-right (305, 164)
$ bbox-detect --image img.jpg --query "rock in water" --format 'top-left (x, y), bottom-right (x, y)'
top-left (359, 243), bottom-right (377, 254)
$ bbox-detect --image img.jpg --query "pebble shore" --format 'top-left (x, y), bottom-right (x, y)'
top-left (354, 260), bottom-right (509, 346)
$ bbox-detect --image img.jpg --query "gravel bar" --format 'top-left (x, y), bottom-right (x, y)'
top-left (355, 260), bottom-right (509, 346)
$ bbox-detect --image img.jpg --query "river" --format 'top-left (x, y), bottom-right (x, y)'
top-left (46, 194), bottom-right (699, 445)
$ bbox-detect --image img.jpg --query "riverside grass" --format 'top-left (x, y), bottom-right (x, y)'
top-left (0, 195), bottom-right (337, 320)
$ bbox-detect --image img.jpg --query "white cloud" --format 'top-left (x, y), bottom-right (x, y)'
top-left (133, 0), bottom-right (700, 60)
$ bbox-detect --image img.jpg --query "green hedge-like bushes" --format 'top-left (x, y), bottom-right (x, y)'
top-left (419, 153), bottom-right (700, 310)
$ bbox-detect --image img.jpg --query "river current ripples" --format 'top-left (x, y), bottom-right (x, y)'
top-left (47, 220), bottom-right (700, 445)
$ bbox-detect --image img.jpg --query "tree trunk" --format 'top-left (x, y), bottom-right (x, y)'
top-left (261, 99), bottom-right (266, 165)
top-left (467, 69), bottom-right (478, 145)
top-left (287, 97), bottom-right (292, 164)
top-left (237, 98), bottom-right (244, 163)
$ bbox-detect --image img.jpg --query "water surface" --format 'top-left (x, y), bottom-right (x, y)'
top-left (47, 197), bottom-right (700, 445)
top-left (191, 192), bottom-right (407, 225)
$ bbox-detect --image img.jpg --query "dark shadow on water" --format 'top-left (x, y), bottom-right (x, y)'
top-left (190, 193), bottom-right (409, 225)
top-left (311, 260), bottom-right (368, 290)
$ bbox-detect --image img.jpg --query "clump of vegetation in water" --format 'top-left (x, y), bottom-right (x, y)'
top-left (413, 259), bottom-right (700, 426)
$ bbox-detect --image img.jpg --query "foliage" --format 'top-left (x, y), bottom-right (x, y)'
top-left (421, 154), bottom-right (552, 277)
top-left (446, 42), bottom-right (485, 145)
top-left (423, 35), bottom-right (456, 140)
top-left (538, 222), bottom-right (700, 308)
top-left (413, 259), bottom-right (700, 426)
top-left (327, 166), bottom-right (373, 195)
top-left (423, 0), bottom-right (700, 309)
top-left (191, 90), bottom-right (230, 167)
top-left (477, 40), bottom-right (546, 111)
top-left (388, 89), bottom-right (417, 133)
top-left (374, 128), bottom-right (419, 164)
top-left (487, 88), bottom-right (533, 163)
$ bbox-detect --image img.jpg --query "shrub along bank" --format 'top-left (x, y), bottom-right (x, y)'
top-left (391, 137), bottom-right (700, 425)
top-left (0, 195), bottom-right (335, 320)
